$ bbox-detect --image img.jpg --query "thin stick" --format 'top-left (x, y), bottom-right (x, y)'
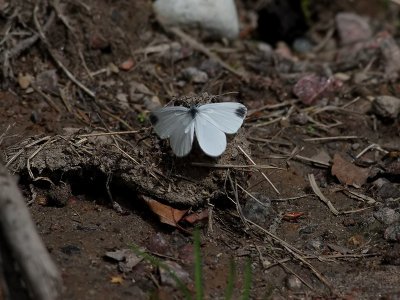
top-left (356, 143), bottom-right (388, 158)
top-left (6, 136), bottom-right (51, 168)
top-left (236, 183), bottom-right (270, 208)
top-left (33, 5), bottom-right (96, 99)
top-left (0, 163), bottom-right (62, 299)
top-left (238, 146), bottom-right (280, 194)
top-left (303, 136), bottom-right (361, 142)
top-left (245, 218), bottom-right (336, 292)
top-left (27, 137), bottom-right (60, 179)
top-left (191, 162), bottom-right (282, 170)
top-left (31, 83), bottom-right (62, 113)
top-left (341, 207), bottom-right (375, 214)
top-left (308, 174), bottom-right (340, 216)
top-left (166, 26), bottom-right (248, 81)
top-left (78, 130), bottom-right (140, 138)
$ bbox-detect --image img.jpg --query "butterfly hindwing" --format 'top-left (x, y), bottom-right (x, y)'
top-left (170, 120), bottom-right (195, 157)
top-left (194, 114), bottom-right (227, 157)
top-left (196, 102), bottom-right (247, 134)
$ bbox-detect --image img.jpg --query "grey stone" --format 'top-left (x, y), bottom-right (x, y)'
top-left (153, 0), bottom-right (239, 40)
top-left (242, 195), bottom-right (273, 226)
top-left (179, 67), bottom-right (208, 83)
top-left (372, 96), bottom-right (400, 119)
top-left (374, 207), bottom-right (400, 225)
top-left (336, 12), bottom-right (372, 45)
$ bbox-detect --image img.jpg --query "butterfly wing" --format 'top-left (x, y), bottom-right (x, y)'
top-left (194, 114), bottom-right (227, 157)
top-left (150, 106), bottom-right (195, 157)
top-left (196, 102), bottom-right (247, 134)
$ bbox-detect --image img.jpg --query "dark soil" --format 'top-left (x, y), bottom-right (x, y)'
top-left (1, 0), bottom-right (400, 299)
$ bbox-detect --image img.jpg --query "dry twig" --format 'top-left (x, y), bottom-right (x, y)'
top-left (238, 145), bottom-right (280, 194)
top-left (0, 164), bottom-right (62, 299)
top-left (33, 5), bottom-right (96, 99)
top-left (308, 174), bottom-right (340, 216)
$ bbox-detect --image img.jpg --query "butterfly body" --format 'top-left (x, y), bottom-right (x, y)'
top-left (150, 102), bottom-right (247, 157)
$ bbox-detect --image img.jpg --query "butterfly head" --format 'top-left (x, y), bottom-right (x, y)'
top-left (189, 102), bottom-right (198, 119)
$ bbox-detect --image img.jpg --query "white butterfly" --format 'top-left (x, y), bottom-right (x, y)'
top-left (150, 102), bottom-right (247, 157)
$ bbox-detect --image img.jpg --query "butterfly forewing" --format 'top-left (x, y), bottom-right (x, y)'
top-left (194, 114), bottom-right (227, 157)
top-left (197, 102), bottom-right (247, 134)
top-left (150, 106), bottom-right (196, 156)
top-left (150, 106), bottom-right (190, 139)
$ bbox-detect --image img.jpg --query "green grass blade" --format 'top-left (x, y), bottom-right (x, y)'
top-left (194, 228), bottom-right (203, 300)
top-left (225, 259), bottom-right (235, 300)
top-left (129, 245), bottom-right (192, 300)
top-left (240, 259), bottom-right (252, 300)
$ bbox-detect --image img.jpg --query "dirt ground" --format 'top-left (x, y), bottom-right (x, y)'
top-left (1, 0), bottom-right (400, 299)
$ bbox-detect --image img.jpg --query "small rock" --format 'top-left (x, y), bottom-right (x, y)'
top-left (336, 12), bottom-right (372, 45)
top-left (147, 233), bottom-right (172, 256)
top-left (91, 35), bottom-right (110, 50)
top-left (351, 143), bottom-right (360, 150)
top-left (108, 62), bottom-right (119, 74)
top-left (299, 226), bottom-right (316, 234)
top-left (159, 261), bottom-right (190, 287)
top-left (257, 42), bottom-right (273, 53)
top-left (199, 59), bottom-right (221, 77)
top-left (343, 217), bottom-right (356, 227)
top-left (374, 207), bottom-right (400, 225)
top-left (242, 195), bottom-right (273, 226)
top-left (36, 69), bottom-right (58, 95)
top-left (116, 92), bottom-right (129, 109)
top-left (305, 239), bottom-right (324, 251)
top-left (285, 275), bottom-right (303, 292)
top-left (348, 234), bottom-right (363, 245)
top-left (60, 245), bottom-right (81, 255)
top-left (372, 96), bottom-right (400, 119)
top-left (119, 59), bottom-right (134, 71)
top-left (293, 74), bottom-right (342, 105)
top-left (292, 37), bottom-right (314, 54)
top-left (383, 243), bottom-right (400, 265)
top-left (373, 178), bottom-right (400, 200)
top-left (290, 112), bottom-right (308, 125)
top-left (18, 72), bottom-right (32, 89)
top-left (384, 222), bottom-right (400, 241)
top-left (178, 67), bottom-right (208, 83)
top-left (153, 0), bottom-right (239, 40)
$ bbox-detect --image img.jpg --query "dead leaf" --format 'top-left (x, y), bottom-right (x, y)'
top-left (348, 234), bottom-right (363, 245)
top-left (331, 154), bottom-right (370, 187)
top-left (282, 212), bottom-right (306, 221)
top-left (109, 276), bottom-right (123, 284)
top-left (141, 195), bottom-right (188, 227)
top-left (183, 209), bottom-right (209, 224)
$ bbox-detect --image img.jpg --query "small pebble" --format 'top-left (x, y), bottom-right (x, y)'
top-left (60, 245), bottom-right (81, 255)
top-left (372, 96), bottom-right (400, 120)
top-left (384, 222), bottom-right (400, 241)
top-left (305, 239), bottom-right (324, 251)
top-left (351, 143), bottom-right (360, 150)
top-left (285, 275), bottom-right (303, 292)
top-left (343, 217), bottom-right (355, 227)
top-left (178, 67), bottom-right (208, 83)
top-left (119, 59), bottom-right (135, 71)
top-left (299, 226), bottom-right (316, 234)
top-left (292, 37), bottom-right (314, 54)
top-left (374, 207), bottom-right (400, 225)
top-left (242, 195), bottom-right (273, 225)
